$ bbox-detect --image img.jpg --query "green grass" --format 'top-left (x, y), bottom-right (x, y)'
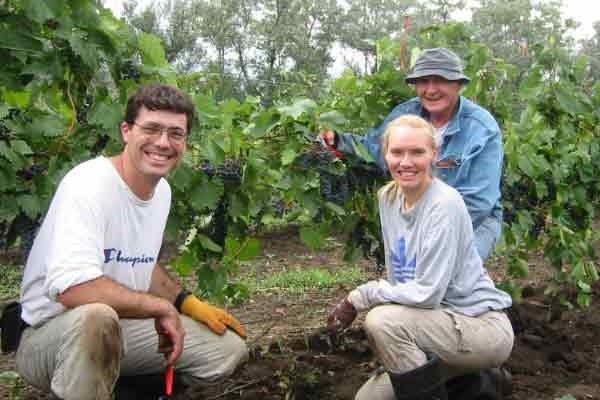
top-left (0, 264), bottom-right (23, 301)
top-left (243, 266), bottom-right (366, 295)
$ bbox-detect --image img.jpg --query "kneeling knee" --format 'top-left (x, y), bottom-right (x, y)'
top-left (78, 303), bottom-right (122, 359)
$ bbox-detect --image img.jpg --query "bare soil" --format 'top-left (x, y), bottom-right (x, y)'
top-left (2, 226), bottom-right (600, 400)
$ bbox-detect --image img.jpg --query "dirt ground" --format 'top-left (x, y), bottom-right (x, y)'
top-left (2, 226), bottom-right (600, 400)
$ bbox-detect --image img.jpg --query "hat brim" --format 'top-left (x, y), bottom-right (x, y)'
top-left (405, 69), bottom-right (470, 85)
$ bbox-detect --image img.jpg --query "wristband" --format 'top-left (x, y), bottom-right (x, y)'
top-left (174, 289), bottom-right (192, 313)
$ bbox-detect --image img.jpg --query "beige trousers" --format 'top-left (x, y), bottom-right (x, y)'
top-left (355, 305), bottom-right (514, 400)
top-left (16, 303), bottom-right (248, 400)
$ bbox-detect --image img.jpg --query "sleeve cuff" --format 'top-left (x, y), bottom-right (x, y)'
top-left (45, 268), bottom-right (104, 300)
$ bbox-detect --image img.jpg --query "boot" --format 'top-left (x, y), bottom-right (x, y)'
top-left (388, 353), bottom-right (447, 400)
top-left (113, 374), bottom-right (165, 400)
top-left (446, 367), bottom-right (512, 400)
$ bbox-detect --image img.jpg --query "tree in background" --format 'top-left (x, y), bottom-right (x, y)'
top-left (123, 0), bottom-right (205, 71)
top-left (416, 0), bottom-right (464, 25)
top-left (118, 0), bottom-right (591, 103)
top-left (336, 0), bottom-right (419, 74)
top-left (579, 21), bottom-right (600, 83)
top-left (470, 0), bottom-right (576, 68)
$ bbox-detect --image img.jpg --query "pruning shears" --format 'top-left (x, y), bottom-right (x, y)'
top-left (316, 135), bottom-right (344, 159)
top-left (158, 364), bottom-right (174, 400)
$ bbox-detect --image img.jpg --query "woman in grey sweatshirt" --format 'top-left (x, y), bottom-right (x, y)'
top-left (327, 115), bottom-right (514, 400)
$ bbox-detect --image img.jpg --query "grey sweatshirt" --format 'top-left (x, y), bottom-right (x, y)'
top-left (349, 178), bottom-right (512, 317)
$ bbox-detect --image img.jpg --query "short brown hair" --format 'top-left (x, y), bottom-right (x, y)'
top-left (124, 84), bottom-right (196, 133)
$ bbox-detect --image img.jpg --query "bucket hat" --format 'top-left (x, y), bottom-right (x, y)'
top-left (405, 48), bottom-right (470, 84)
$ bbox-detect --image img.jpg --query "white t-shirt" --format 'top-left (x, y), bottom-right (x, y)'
top-left (20, 156), bottom-right (171, 326)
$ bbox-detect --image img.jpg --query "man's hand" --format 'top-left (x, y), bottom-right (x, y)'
top-left (318, 129), bottom-right (344, 159)
top-left (319, 129), bottom-right (337, 147)
top-left (181, 294), bottom-right (246, 338)
top-left (327, 296), bottom-right (357, 336)
top-left (155, 303), bottom-right (185, 365)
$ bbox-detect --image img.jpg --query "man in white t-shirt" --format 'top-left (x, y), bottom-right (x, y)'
top-left (15, 84), bottom-right (248, 400)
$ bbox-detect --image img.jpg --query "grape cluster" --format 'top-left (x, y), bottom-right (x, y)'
top-left (296, 144), bottom-right (387, 205)
top-left (349, 219), bottom-right (385, 276)
top-left (9, 214), bottom-right (40, 257)
top-left (119, 61), bottom-right (141, 82)
top-left (206, 199), bottom-right (228, 248)
top-left (196, 159), bottom-right (245, 250)
top-left (199, 158), bottom-right (243, 188)
top-left (18, 164), bottom-right (44, 181)
top-left (76, 95), bottom-right (93, 127)
top-left (0, 222), bottom-right (6, 250)
top-left (0, 120), bottom-right (9, 140)
top-left (92, 135), bottom-right (110, 155)
top-left (271, 198), bottom-right (286, 218)
top-left (345, 161), bottom-right (388, 192)
top-left (501, 174), bottom-right (554, 238)
top-left (199, 160), bottom-right (216, 178)
top-left (320, 171), bottom-right (349, 206)
top-left (296, 145), bottom-right (337, 171)
top-left (216, 159), bottom-right (243, 187)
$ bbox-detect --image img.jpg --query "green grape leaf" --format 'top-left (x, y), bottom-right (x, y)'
top-left (28, 115), bottom-right (67, 137)
top-left (201, 139), bottom-right (225, 164)
top-left (18, 194), bottom-right (42, 219)
top-left (172, 250), bottom-right (198, 277)
top-left (225, 237), bottom-right (241, 257)
top-left (22, 0), bottom-right (61, 23)
top-left (0, 142), bottom-right (21, 166)
top-left (0, 29), bottom-right (43, 53)
top-left (555, 86), bottom-right (589, 115)
top-left (169, 163), bottom-right (195, 191)
top-left (324, 202), bottom-right (346, 216)
top-left (318, 110), bottom-right (347, 131)
top-left (194, 94), bottom-right (219, 121)
top-left (0, 195), bottom-right (18, 220)
top-left (0, 105), bottom-right (8, 119)
top-left (281, 148), bottom-right (297, 166)
top-left (189, 180), bottom-right (223, 211)
top-left (69, 30), bottom-right (101, 70)
top-left (517, 155), bottom-right (535, 177)
top-left (197, 234), bottom-right (223, 253)
top-left (246, 109), bottom-right (280, 138)
top-left (10, 140), bottom-right (33, 155)
top-left (88, 101), bottom-right (122, 131)
top-left (4, 90), bottom-right (31, 108)
top-left (237, 238), bottom-right (260, 261)
top-left (278, 99), bottom-right (317, 119)
top-left (139, 32), bottom-right (168, 67)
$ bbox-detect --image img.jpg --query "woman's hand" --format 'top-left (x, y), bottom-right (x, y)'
top-left (326, 296), bottom-right (357, 336)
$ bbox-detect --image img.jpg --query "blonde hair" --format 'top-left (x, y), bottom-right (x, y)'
top-left (378, 115), bottom-right (440, 202)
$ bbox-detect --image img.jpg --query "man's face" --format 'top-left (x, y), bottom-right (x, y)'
top-left (414, 76), bottom-right (462, 117)
top-left (120, 106), bottom-right (187, 182)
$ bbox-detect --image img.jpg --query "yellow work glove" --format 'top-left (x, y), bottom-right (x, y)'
top-left (181, 294), bottom-right (247, 338)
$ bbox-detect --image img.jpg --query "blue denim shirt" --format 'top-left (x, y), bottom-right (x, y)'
top-left (337, 96), bottom-right (503, 230)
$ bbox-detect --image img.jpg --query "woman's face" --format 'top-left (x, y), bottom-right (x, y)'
top-left (384, 125), bottom-right (437, 195)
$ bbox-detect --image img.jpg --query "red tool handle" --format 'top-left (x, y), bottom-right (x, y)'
top-left (326, 144), bottom-right (344, 159)
top-left (165, 364), bottom-right (174, 396)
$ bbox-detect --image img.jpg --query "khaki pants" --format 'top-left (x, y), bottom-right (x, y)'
top-left (16, 303), bottom-right (248, 400)
top-left (355, 305), bottom-right (514, 400)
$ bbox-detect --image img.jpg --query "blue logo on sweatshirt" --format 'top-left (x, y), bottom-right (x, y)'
top-left (103, 248), bottom-right (155, 267)
top-left (391, 237), bottom-right (416, 283)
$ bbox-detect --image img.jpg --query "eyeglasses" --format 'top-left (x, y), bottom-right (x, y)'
top-left (131, 122), bottom-right (187, 144)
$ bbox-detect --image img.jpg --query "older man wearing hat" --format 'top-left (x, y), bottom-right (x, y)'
top-left (320, 47), bottom-right (503, 261)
